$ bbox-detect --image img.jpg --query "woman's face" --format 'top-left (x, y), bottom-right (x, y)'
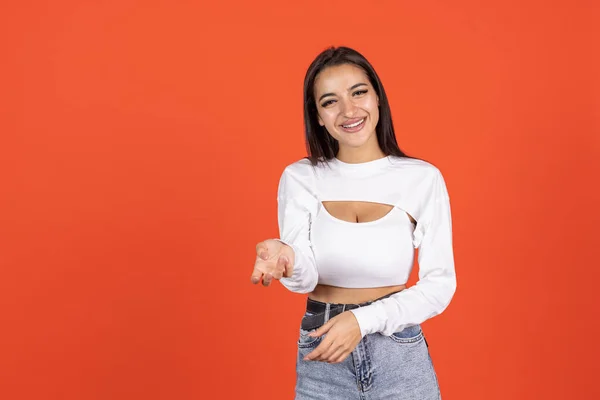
top-left (313, 64), bottom-right (380, 153)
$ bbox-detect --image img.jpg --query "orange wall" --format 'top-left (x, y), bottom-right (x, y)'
top-left (1, 1), bottom-right (598, 399)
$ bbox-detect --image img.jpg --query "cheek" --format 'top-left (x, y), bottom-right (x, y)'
top-left (320, 111), bottom-right (338, 129)
top-left (371, 106), bottom-right (380, 125)
top-left (367, 100), bottom-right (380, 123)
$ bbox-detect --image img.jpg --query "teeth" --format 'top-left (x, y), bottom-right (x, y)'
top-left (343, 118), bottom-right (364, 128)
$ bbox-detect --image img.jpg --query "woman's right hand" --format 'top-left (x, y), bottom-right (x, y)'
top-left (251, 239), bottom-right (295, 287)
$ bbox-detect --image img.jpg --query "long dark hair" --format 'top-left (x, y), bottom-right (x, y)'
top-left (303, 46), bottom-right (412, 165)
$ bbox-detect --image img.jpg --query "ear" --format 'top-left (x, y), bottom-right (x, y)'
top-left (377, 96), bottom-right (380, 106)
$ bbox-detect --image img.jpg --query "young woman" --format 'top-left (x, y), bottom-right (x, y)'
top-left (250, 46), bottom-right (457, 400)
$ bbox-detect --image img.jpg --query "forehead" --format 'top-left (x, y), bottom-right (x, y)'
top-left (314, 64), bottom-right (370, 94)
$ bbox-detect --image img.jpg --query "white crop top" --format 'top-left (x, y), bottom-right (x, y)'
top-left (313, 204), bottom-right (416, 288)
top-left (275, 155), bottom-right (457, 338)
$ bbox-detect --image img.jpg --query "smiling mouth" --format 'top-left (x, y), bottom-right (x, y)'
top-left (339, 117), bottom-right (367, 133)
top-left (341, 118), bottom-right (365, 129)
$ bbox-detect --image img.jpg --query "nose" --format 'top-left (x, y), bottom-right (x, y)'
top-left (339, 98), bottom-right (357, 117)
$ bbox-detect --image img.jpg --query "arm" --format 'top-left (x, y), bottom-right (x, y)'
top-left (349, 168), bottom-right (457, 337)
top-left (275, 165), bottom-right (319, 294)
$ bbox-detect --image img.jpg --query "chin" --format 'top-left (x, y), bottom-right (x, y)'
top-left (342, 139), bottom-right (370, 148)
top-left (338, 132), bottom-right (374, 148)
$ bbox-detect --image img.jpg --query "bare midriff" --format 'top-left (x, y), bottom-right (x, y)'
top-left (309, 284), bottom-right (406, 305)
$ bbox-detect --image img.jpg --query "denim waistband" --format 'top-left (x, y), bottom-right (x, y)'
top-left (301, 290), bottom-right (403, 331)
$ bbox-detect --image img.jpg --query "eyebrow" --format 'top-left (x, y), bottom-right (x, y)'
top-left (318, 83), bottom-right (368, 102)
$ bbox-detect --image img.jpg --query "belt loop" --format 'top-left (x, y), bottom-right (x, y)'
top-left (324, 303), bottom-right (331, 323)
top-left (342, 304), bottom-right (346, 312)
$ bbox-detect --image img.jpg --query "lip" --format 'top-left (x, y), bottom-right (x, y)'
top-left (340, 117), bottom-right (366, 127)
top-left (339, 117), bottom-right (367, 133)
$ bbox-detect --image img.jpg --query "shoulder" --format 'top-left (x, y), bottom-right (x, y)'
top-left (387, 156), bottom-right (444, 183)
top-left (277, 158), bottom-right (320, 197)
top-left (387, 156), bottom-right (451, 212)
top-left (282, 157), bottom-right (314, 174)
top-left (388, 155), bottom-right (437, 170)
top-left (280, 157), bottom-right (332, 180)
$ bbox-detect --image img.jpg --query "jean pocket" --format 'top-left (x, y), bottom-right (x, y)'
top-left (297, 327), bottom-right (324, 348)
top-left (297, 311), bottom-right (324, 349)
top-left (388, 324), bottom-right (424, 344)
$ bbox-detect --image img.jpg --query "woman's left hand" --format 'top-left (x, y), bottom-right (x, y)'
top-left (303, 311), bottom-right (362, 364)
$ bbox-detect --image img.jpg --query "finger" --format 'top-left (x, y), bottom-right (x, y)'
top-left (325, 345), bottom-right (348, 363)
top-left (281, 255), bottom-right (292, 278)
top-left (309, 319), bottom-right (334, 338)
top-left (331, 351), bottom-right (350, 364)
top-left (250, 268), bottom-right (263, 285)
top-left (255, 242), bottom-right (269, 260)
top-left (315, 339), bottom-right (336, 362)
top-left (271, 269), bottom-right (283, 280)
top-left (319, 342), bottom-right (340, 362)
top-left (304, 338), bottom-right (332, 361)
top-left (262, 272), bottom-right (273, 287)
top-left (271, 256), bottom-right (287, 280)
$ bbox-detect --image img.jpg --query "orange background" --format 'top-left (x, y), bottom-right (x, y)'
top-left (1, 1), bottom-right (598, 399)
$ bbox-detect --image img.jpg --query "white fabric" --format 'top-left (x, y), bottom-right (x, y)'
top-left (276, 155), bottom-right (457, 338)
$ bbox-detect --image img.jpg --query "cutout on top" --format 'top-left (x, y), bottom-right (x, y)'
top-left (321, 201), bottom-right (416, 225)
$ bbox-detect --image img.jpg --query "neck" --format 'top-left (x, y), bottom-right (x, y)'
top-left (337, 135), bottom-right (385, 164)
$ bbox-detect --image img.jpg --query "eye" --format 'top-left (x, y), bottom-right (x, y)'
top-left (321, 99), bottom-right (336, 107)
top-left (353, 89), bottom-right (368, 96)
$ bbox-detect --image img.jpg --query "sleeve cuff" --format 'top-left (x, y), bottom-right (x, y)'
top-left (274, 240), bottom-right (316, 293)
top-left (349, 304), bottom-right (386, 338)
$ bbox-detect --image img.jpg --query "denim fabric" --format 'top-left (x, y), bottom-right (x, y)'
top-left (294, 309), bottom-right (441, 400)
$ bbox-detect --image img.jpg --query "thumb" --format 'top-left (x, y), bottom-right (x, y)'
top-left (309, 319), bottom-right (334, 338)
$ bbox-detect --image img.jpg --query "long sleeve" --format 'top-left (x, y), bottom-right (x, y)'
top-left (275, 163), bottom-right (320, 294)
top-left (349, 168), bottom-right (457, 337)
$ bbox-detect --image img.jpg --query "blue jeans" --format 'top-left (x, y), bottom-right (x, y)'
top-left (295, 301), bottom-right (441, 399)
